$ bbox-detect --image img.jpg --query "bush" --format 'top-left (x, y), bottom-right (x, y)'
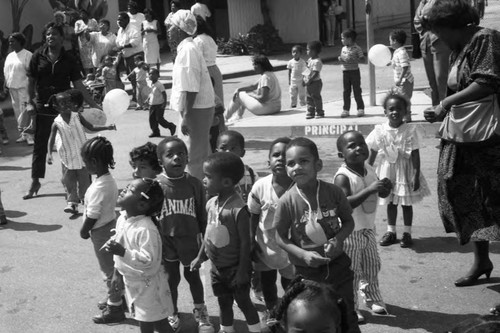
top-left (217, 24), bottom-right (283, 56)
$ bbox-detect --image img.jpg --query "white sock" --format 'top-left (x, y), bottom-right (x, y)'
top-left (248, 323), bottom-right (261, 333)
top-left (404, 226), bottom-right (412, 234)
top-left (387, 225), bottom-right (396, 233)
top-left (220, 325), bottom-right (235, 333)
top-left (107, 299), bottom-right (122, 306)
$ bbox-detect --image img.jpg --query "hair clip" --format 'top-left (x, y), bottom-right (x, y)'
top-left (140, 192), bottom-right (150, 200)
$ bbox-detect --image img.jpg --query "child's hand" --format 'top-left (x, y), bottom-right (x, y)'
top-left (302, 251), bottom-right (330, 267)
top-left (413, 173), bottom-right (420, 191)
top-left (47, 153), bottom-right (53, 165)
top-left (105, 240), bottom-right (126, 256)
top-left (367, 179), bottom-right (386, 194)
top-left (190, 256), bottom-right (204, 271)
top-left (80, 227), bottom-right (91, 240)
top-left (324, 237), bottom-right (343, 260)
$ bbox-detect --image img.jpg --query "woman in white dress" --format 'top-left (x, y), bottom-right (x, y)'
top-left (86, 19), bottom-right (116, 71)
top-left (142, 9), bottom-right (161, 71)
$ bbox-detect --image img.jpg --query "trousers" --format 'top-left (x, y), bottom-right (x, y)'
top-left (61, 164), bottom-right (91, 204)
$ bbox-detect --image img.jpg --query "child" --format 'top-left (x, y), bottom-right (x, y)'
top-left (80, 136), bottom-right (125, 324)
top-left (101, 54), bottom-right (124, 95)
top-left (333, 130), bottom-right (392, 323)
top-left (269, 277), bottom-right (349, 333)
top-left (366, 90), bottom-right (431, 248)
top-left (273, 137), bottom-right (360, 333)
top-left (247, 137), bottom-right (294, 317)
top-left (303, 41), bottom-right (324, 119)
top-left (0, 188), bottom-right (7, 225)
top-left (46, 90), bottom-right (115, 214)
top-left (338, 29), bottom-right (365, 118)
top-left (287, 45), bottom-right (306, 108)
top-left (104, 178), bottom-right (174, 333)
top-left (209, 92), bottom-right (226, 153)
top-left (216, 130), bottom-right (258, 203)
top-left (202, 152), bottom-right (261, 333)
top-left (127, 55), bottom-right (150, 110)
top-left (0, 106), bottom-right (9, 146)
top-left (147, 68), bottom-right (176, 138)
top-left (129, 142), bottom-right (162, 179)
top-left (389, 29), bottom-right (414, 122)
top-left (156, 137), bottom-right (213, 333)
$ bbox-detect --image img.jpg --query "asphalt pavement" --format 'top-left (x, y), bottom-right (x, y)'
top-left (2, 2), bottom-right (500, 333)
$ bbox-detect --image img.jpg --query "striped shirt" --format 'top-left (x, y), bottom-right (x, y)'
top-left (392, 46), bottom-right (414, 83)
top-left (340, 43), bottom-right (364, 71)
top-left (54, 113), bottom-right (87, 170)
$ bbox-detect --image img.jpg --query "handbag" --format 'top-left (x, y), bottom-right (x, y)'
top-left (439, 94), bottom-right (500, 143)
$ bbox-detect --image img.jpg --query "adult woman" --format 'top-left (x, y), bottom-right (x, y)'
top-left (3, 32), bottom-right (33, 145)
top-left (165, 0), bottom-right (181, 63)
top-left (194, 15), bottom-right (223, 101)
top-left (414, 0), bottom-right (451, 107)
top-left (24, 22), bottom-right (99, 199)
top-left (323, 1), bottom-right (337, 46)
top-left (168, 10), bottom-right (215, 180)
top-left (116, 11), bottom-right (143, 102)
top-left (142, 9), bottom-right (161, 70)
top-left (423, 0), bottom-right (500, 300)
top-left (127, 1), bottom-right (146, 32)
top-left (86, 19), bottom-right (116, 70)
top-left (53, 11), bottom-right (76, 56)
top-left (74, 10), bottom-right (98, 74)
top-left (225, 55), bottom-right (281, 121)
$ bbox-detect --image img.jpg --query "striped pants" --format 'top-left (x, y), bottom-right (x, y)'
top-left (343, 228), bottom-right (384, 308)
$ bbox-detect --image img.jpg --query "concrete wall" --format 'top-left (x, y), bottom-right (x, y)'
top-left (348, 0), bottom-right (410, 34)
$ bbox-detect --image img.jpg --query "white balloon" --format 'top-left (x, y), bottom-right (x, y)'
top-left (80, 108), bottom-right (107, 133)
top-left (103, 89), bottom-right (130, 119)
top-left (368, 44), bottom-right (392, 67)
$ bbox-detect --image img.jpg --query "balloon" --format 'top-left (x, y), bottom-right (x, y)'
top-left (80, 107), bottom-right (107, 133)
top-left (368, 44), bottom-right (392, 67)
top-left (103, 89), bottom-right (130, 119)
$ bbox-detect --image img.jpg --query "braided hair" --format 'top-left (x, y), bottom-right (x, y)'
top-left (138, 178), bottom-right (164, 217)
top-left (81, 136), bottom-right (115, 170)
top-left (269, 276), bottom-right (349, 333)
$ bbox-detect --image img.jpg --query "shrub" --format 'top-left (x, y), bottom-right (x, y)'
top-left (217, 24), bottom-right (283, 56)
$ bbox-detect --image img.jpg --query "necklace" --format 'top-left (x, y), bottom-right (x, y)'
top-left (160, 172), bottom-right (185, 180)
top-left (215, 193), bottom-right (236, 222)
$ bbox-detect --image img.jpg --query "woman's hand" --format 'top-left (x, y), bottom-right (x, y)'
top-left (180, 117), bottom-right (190, 136)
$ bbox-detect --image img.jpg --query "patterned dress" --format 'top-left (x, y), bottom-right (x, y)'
top-left (438, 27), bottom-right (500, 245)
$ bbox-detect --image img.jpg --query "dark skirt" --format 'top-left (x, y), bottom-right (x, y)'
top-left (437, 140), bottom-right (500, 245)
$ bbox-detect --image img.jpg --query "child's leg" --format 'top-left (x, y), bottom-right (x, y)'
top-left (154, 106), bottom-right (175, 132)
top-left (401, 80), bottom-right (414, 122)
top-left (402, 205), bottom-right (413, 230)
top-left (359, 230), bottom-right (384, 307)
top-left (61, 165), bottom-right (79, 204)
top-left (251, 270), bottom-right (263, 299)
top-left (343, 231), bottom-right (363, 310)
top-left (225, 93), bottom-right (243, 120)
top-left (387, 203), bottom-right (398, 233)
top-left (218, 294), bottom-right (235, 328)
top-left (351, 69), bottom-right (365, 110)
top-left (233, 287), bottom-right (260, 332)
top-left (260, 269), bottom-right (278, 310)
top-left (149, 105), bottom-right (160, 134)
top-left (289, 83), bottom-right (298, 107)
top-left (310, 80), bottom-right (323, 116)
top-left (305, 84), bottom-right (316, 118)
top-left (139, 321), bottom-right (156, 333)
top-left (342, 71), bottom-right (352, 112)
top-left (165, 261), bottom-right (181, 315)
top-left (297, 82), bottom-right (307, 106)
top-left (183, 266), bottom-right (205, 304)
top-left (0, 188), bottom-right (6, 224)
top-left (0, 113), bottom-right (8, 141)
top-left (77, 167), bottom-right (91, 204)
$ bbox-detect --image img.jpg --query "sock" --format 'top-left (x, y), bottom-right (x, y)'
top-left (387, 225), bottom-right (396, 233)
top-left (220, 325), bottom-right (235, 333)
top-left (404, 226), bottom-right (412, 234)
top-left (194, 303), bottom-right (205, 309)
top-left (248, 323), bottom-right (261, 333)
top-left (107, 299), bottom-right (122, 306)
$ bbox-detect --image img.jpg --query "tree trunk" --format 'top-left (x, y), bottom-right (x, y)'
top-left (260, 0), bottom-right (273, 26)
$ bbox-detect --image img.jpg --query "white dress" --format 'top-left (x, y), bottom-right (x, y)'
top-left (142, 20), bottom-right (161, 65)
top-left (366, 122), bottom-right (431, 206)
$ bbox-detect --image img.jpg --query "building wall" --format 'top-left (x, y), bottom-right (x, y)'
top-left (348, 0), bottom-right (410, 34)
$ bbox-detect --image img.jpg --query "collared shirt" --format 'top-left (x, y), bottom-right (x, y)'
top-left (128, 12), bottom-right (146, 31)
top-left (4, 49), bottom-right (32, 89)
top-left (116, 24), bottom-right (143, 58)
top-left (89, 31), bottom-right (117, 68)
top-left (170, 37), bottom-right (215, 112)
top-left (194, 34), bottom-right (218, 66)
top-left (392, 46), bottom-right (414, 83)
top-left (28, 46), bottom-right (82, 108)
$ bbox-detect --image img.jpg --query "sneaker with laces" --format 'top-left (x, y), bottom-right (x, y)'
top-left (193, 305), bottom-right (214, 333)
top-left (379, 232), bottom-right (397, 246)
top-left (357, 109), bottom-right (365, 117)
top-left (305, 113), bottom-right (315, 119)
top-left (64, 203), bottom-right (78, 214)
top-left (341, 110), bottom-right (349, 118)
top-left (16, 135), bottom-right (26, 143)
top-left (26, 135), bottom-right (34, 146)
top-left (369, 302), bottom-right (388, 314)
top-left (400, 232), bottom-right (413, 248)
top-left (315, 113), bottom-right (325, 119)
top-left (168, 314), bottom-right (181, 331)
top-left (92, 304), bottom-right (126, 324)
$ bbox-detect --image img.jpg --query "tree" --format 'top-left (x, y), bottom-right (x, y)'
top-left (259, 0), bottom-right (273, 27)
top-left (10, 0), bottom-right (32, 32)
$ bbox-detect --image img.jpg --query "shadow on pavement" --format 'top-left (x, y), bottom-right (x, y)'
top-left (4, 210), bottom-right (27, 218)
top-left (0, 165), bottom-right (31, 171)
top-left (365, 304), bottom-right (480, 333)
top-left (0, 220), bottom-right (62, 232)
top-left (413, 237), bottom-right (500, 255)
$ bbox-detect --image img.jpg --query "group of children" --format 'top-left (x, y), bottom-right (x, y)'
top-left (287, 28), bottom-right (414, 122)
top-left (45, 84), bottom-right (429, 333)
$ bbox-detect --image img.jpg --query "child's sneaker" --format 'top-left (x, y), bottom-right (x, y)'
top-left (305, 113), bottom-right (315, 119)
top-left (356, 310), bottom-right (365, 323)
top-left (2, 137), bottom-right (9, 145)
top-left (92, 304), bottom-right (126, 324)
top-left (291, 104), bottom-right (297, 108)
top-left (369, 302), bottom-right (388, 315)
top-left (26, 135), bottom-right (34, 146)
top-left (341, 110), bottom-right (350, 118)
top-left (379, 232), bottom-right (397, 246)
top-left (0, 215), bottom-right (7, 225)
top-left (168, 314), bottom-right (181, 331)
top-left (400, 232), bottom-right (413, 248)
top-left (315, 112), bottom-right (325, 119)
top-left (63, 203), bottom-right (78, 214)
top-left (193, 305), bottom-right (214, 333)
top-left (357, 109), bottom-right (365, 117)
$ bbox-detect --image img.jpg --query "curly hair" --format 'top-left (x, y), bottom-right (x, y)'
top-left (422, 0), bottom-right (479, 31)
top-left (307, 40), bottom-right (322, 54)
top-left (129, 142), bottom-right (162, 173)
top-left (204, 152), bottom-right (244, 185)
top-left (269, 137), bottom-right (291, 156)
top-left (286, 137), bottom-right (320, 161)
top-left (382, 88), bottom-right (410, 113)
top-left (81, 136), bottom-right (115, 169)
top-left (389, 29), bottom-right (407, 45)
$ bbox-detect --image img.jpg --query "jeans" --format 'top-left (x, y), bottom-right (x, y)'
top-left (306, 79), bottom-right (323, 116)
top-left (149, 104), bottom-right (174, 134)
top-left (32, 111), bottom-right (57, 179)
top-left (421, 39), bottom-right (450, 106)
top-left (343, 69), bottom-right (365, 111)
top-left (90, 220), bottom-right (122, 303)
top-left (61, 165), bottom-right (91, 204)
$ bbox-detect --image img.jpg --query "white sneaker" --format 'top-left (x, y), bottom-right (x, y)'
top-left (356, 310), bottom-right (365, 323)
top-left (193, 305), bottom-right (214, 333)
top-left (369, 302), bottom-right (388, 315)
top-left (26, 135), bottom-right (34, 146)
top-left (168, 314), bottom-right (180, 331)
top-left (63, 203), bottom-right (78, 214)
top-left (16, 134), bottom-right (26, 143)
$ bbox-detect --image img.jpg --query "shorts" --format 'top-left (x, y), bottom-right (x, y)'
top-left (163, 235), bottom-right (200, 266)
top-left (210, 265), bottom-right (251, 297)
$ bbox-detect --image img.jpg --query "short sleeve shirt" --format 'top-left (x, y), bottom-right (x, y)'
top-left (149, 80), bottom-right (166, 106)
top-left (287, 58), bottom-right (307, 84)
top-left (257, 71), bottom-right (281, 110)
top-left (307, 58), bottom-right (323, 81)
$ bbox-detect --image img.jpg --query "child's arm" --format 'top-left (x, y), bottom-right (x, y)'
top-left (411, 149), bottom-right (421, 191)
top-left (79, 114), bottom-right (116, 132)
top-left (396, 66), bottom-right (410, 86)
top-left (324, 192), bottom-right (355, 260)
top-left (161, 91), bottom-right (167, 109)
top-left (46, 123), bottom-right (58, 165)
top-left (288, 68), bottom-right (292, 86)
top-left (126, 70), bottom-right (136, 81)
top-left (333, 174), bottom-right (385, 209)
top-left (368, 149), bottom-right (378, 166)
top-left (250, 213), bottom-right (261, 259)
top-left (80, 217), bottom-right (98, 239)
top-left (307, 70), bottom-right (320, 85)
top-left (190, 233), bottom-right (207, 271)
top-left (235, 209), bottom-right (252, 286)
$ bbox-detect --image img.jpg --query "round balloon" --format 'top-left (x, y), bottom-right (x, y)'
top-left (103, 89), bottom-right (130, 119)
top-left (80, 108), bottom-right (107, 133)
top-left (368, 44), bottom-right (392, 67)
